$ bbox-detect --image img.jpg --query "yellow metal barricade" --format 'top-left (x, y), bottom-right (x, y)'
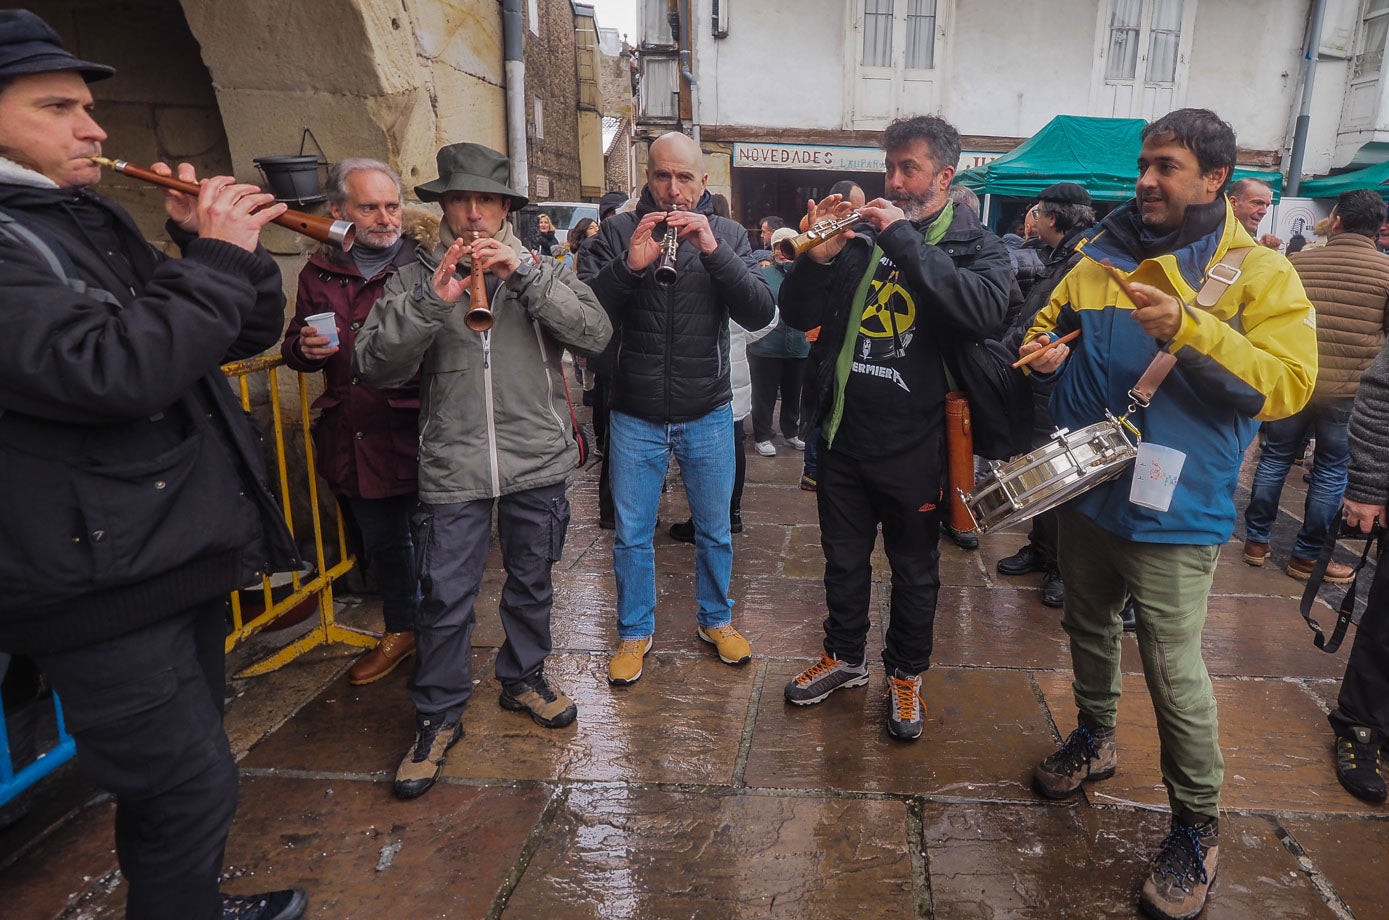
top-left (220, 355), bottom-right (377, 677)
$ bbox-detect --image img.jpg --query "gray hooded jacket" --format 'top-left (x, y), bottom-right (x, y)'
top-left (354, 221), bottom-right (611, 503)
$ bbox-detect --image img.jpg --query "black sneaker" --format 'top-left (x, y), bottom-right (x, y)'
top-left (1140, 816), bottom-right (1219, 920)
top-left (1334, 726), bottom-right (1386, 803)
top-left (222, 888), bottom-right (308, 920)
top-left (943, 524), bottom-right (979, 550)
top-left (730, 507), bottom-right (744, 534)
top-left (1041, 569), bottom-right (1065, 608)
top-left (500, 671), bottom-right (578, 728)
top-left (886, 668), bottom-right (926, 741)
top-left (997, 543), bottom-right (1047, 576)
top-left (1033, 722), bottom-right (1117, 799)
top-left (669, 519), bottom-right (695, 544)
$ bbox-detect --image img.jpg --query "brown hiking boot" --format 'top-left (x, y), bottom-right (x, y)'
top-left (1241, 540), bottom-right (1269, 567)
top-left (393, 716), bottom-right (462, 800)
top-left (348, 630), bottom-right (416, 685)
top-left (1140, 815), bottom-right (1219, 920)
top-left (499, 670), bottom-right (578, 728)
top-left (1033, 722), bottom-right (1117, 799)
top-left (1286, 556), bottom-right (1354, 584)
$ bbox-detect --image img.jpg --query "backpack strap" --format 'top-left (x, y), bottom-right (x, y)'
top-left (0, 206), bottom-right (122, 306)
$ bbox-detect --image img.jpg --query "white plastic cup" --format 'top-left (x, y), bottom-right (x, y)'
top-left (303, 312), bottom-right (339, 348)
top-left (1129, 442), bottom-right (1187, 512)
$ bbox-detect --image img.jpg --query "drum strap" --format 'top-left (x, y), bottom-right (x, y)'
top-left (1125, 246), bottom-right (1252, 410)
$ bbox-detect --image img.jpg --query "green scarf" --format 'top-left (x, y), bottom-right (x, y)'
top-left (823, 201), bottom-right (954, 447)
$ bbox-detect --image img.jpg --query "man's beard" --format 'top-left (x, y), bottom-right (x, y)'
top-left (355, 227), bottom-right (402, 250)
top-left (895, 190), bottom-right (935, 222)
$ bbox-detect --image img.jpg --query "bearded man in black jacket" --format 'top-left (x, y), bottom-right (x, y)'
top-left (0, 11), bottom-right (303, 920)
top-left (581, 132), bottom-right (775, 687)
top-left (778, 115), bottom-right (1013, 741)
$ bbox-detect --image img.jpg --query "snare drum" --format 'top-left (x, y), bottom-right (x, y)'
top-left (963, 417), bottom-right (1137, 534)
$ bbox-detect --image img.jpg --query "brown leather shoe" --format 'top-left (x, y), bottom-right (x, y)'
top-left (1286, 556), bottom-right (1354, 585)
top-left (348, 631), bottom-right (416, 685)
top-left (1242, 540), bottom-right (1269, 567)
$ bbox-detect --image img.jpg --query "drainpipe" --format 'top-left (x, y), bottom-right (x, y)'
top-left (1286, 0), bottom-right (1327, 197)
top-left (678, 0), bottom-right (700, 144)
top-left (502, 0), bottom-right (529, 195)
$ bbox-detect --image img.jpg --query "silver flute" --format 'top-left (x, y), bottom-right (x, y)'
top-left (654, 224), bottom-right (679, 286)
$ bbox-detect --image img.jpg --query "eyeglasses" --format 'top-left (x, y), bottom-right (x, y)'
top-left (1029, 206), bottom-right (1042, 219)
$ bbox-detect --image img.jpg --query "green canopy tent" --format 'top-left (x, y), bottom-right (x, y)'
top-left (1297, 160), bottom-right (1389, 198)
top-left (956, 114), bottom-right (1283, 202)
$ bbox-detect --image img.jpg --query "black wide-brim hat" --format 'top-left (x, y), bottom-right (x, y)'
top-left (0, 10), bottom-right (116, 82)
top-left (415, 143), bottom-right (528, 209)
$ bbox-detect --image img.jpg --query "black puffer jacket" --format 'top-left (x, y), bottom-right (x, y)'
top-left (580, 188), bottom-right (774, 422)
top-left (0, 178), bottom-right (298, 655)
top-left (780, 204), bottom-right (1014, 430)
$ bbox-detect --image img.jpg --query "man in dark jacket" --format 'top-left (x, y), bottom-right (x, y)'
top-left (581, 131), bottom-right (775, 686)
top-left (997, 182), bottom-right (1097, 612)
top-left (1333, 339), bottom-right (1389, 804)
top-left (282, 158), bottom-right (424, 687)
top-left (0, 10), bottom-right (303, 920)
top-left (1242, 189), bottom-right (1389, 584)
top-left (778, 115), bottom-right (1012, 741)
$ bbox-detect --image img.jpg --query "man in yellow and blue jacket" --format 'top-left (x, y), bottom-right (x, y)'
top-left (1020, 109), bottom-right (1317, 920)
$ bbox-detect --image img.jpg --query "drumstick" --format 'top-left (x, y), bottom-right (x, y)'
top-left (1100, 259), bottom-right (1150, 307)
top-left (1012, 329), bottom-right (1081, 369)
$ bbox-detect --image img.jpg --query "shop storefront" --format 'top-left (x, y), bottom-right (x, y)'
top-left (730, 141), bottom-right (1000, 231)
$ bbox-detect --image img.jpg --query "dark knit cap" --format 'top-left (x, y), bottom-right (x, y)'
top-left (0, 10), bottom-right (115, 82)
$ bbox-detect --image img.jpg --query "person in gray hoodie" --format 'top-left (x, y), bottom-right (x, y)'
top-left (355, 143), bottom-right (611, 800)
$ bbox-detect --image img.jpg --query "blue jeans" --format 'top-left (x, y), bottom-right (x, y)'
top-left (1244, 397), bottom-right (1354, 561)
top-left (610, 405), bottom-right (735, 639)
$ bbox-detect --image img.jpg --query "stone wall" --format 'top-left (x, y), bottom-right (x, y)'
top-left (524, 0), bottom-right (581, 201)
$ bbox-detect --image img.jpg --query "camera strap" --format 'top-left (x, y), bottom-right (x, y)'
top-left (1299, 523), bottom-right (1383, 653)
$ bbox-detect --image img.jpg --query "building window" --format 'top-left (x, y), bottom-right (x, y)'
top-left (862, 0), bottom-right (893, 67)
top-left (528, 0), bottom-right (539, 36)
top-left (862, 0), bottom-right (936, 69)
top-left (642, 0), bottom-right (675, 46)
top-left (905, 0), bottom-right (937, 69)
top-left (1105, 0), bottom-right (1183, 83)
top-left (640, 56), bottom-right (679, 119)
top-left (1355, 0), bottom-right (1389, 79)
top-left (534, 98), bottom-right (544, 140)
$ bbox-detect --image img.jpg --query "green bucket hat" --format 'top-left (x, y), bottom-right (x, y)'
top-left (415, 143), bottom-right (528, 209)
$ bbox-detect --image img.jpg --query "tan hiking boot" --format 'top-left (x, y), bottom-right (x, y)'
top-left (499, 670), bottom-right (578, 728)
top-left (1139, 815), bottom-right (1219, 920)
top-left (697, 623), bottom-right (752, 665)
top-left (608, 636), bottom-right (653, 685)
top-left (393, 716), bottom-right (462, 800)
top-left (1034, 722), bottom-right (1118, 799)
top-left (348, 630), bottom-right (416, 685)
top-left (1286, 555), bottom-right (1354, 584)
top-left (1241, 540), bottom-right (1269, 567)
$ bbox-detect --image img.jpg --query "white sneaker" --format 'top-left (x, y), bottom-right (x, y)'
top-left (786, 437), bottom-right (806, 451)
top-left (755, 440), bottom-right (777, 457)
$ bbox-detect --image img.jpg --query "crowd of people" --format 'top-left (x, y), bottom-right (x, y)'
top-left (3, 8), bottom-right (1389, 920)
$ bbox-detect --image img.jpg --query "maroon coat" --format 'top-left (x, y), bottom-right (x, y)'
top-left (282, 232), bottom-right (423, 500)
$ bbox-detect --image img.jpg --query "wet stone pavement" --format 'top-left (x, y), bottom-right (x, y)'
top-left (3, 435), bottom-right (1386, 919)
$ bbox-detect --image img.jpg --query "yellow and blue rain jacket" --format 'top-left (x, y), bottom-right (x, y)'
top-left (1026, 198), bottom-right (1317, 544)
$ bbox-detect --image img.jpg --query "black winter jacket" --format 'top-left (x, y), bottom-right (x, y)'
top-left (580, 188), bottom-right (775, 422)
top-left (780, 205), bottom-right (1014, 432)
top-left (0, 178), bottom-right (298, 655)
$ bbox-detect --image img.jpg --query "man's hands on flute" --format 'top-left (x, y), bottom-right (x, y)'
top-left (152, 162), bottom-right (286, 253)
top-left (430, 236), bottom-right (521, 303)
top-left (803, 194), bottom-right (856, 264)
